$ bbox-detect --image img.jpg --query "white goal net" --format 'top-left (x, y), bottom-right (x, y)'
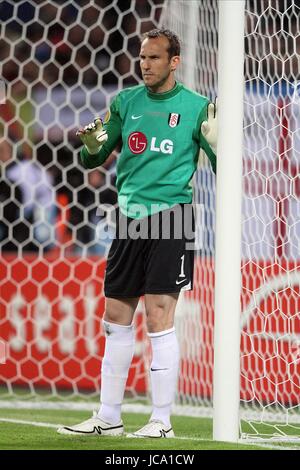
top-left (1, 0), bottom-right (300, 441)
top-left (164, 0), bottom-right (300, 440)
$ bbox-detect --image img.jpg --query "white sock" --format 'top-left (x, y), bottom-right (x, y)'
top-left (98, 320), bottom-right (135, 425)
top-left (148, 327), bottom-right (180, 428)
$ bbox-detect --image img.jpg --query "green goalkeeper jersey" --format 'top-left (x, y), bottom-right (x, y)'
top-left (81, 82), bottom-right (216, 218)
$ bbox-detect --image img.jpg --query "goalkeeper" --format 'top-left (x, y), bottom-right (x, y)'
top-left (58, 28), bottom-right (217, 438)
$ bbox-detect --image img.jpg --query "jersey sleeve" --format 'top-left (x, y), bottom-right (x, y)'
top-left (80, 94), bottom-right (122, 169)
top-left (194, 100), bottom-right (217, 174)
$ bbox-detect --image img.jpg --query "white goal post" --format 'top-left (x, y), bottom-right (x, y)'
top-left (213, 0), bottom-right (245, 443)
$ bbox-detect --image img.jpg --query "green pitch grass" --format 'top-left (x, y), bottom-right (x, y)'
top-left (0, 408), bottom-right (299, 450)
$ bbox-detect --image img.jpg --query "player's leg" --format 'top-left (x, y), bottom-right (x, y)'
top-left (127, 293), bottom-right (179, 438)
top-left (98, 296), bottom-right (139, 425)
top-left (57, 296), bottom-right (138, 436)
top-left (127, 204), bottom-right (194, 438)
top-left (145, 293), bottom-right (180, 430)
top-left (98, 217), bottom-right (145, 427)
top-left (58, 210), bottom-right (146, 436)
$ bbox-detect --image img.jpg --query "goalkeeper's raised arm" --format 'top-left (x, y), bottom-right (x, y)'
top-left (78, 101), bottom-right (122, 169)
top-left (77, 117), bottom-right (108, 155)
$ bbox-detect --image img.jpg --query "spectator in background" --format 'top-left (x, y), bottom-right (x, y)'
top-left (0, 141), bottom-right (22, 250)
top-left (4, 149), bottom-right (55, 252)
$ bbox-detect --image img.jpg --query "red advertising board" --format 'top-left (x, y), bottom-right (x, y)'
top-left (1, 254), bottom-right (300, 404)
top-left (0, 254), bottom-right (147, 393)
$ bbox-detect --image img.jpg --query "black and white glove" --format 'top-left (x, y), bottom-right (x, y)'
top-left (76, 117), bottom-right (108, 154)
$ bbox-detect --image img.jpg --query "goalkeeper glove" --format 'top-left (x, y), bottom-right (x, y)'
top-left (201, 100), bottom-right (217, 153)
top-left (76, 117), bottom-right (108, 154)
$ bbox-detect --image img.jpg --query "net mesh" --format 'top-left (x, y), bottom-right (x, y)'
top-left (163, 0), bottom-right (300, 440)
top-left (0, 0), bottom-right (166, 400)
top-left (1, 0), bottom-right (300, 440)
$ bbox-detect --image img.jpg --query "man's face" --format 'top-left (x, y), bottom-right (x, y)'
top-left (139, 36), bottom-right (179, 90)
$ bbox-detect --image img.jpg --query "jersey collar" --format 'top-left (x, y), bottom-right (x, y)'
top-left (146, 82), bottom-right (183, 100)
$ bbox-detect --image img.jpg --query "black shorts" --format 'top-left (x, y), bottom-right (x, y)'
top-left (104, 204), bottom-right (195, 298)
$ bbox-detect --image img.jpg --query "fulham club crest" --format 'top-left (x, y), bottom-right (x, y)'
top-left (168, 113), bottom-right (180, 128)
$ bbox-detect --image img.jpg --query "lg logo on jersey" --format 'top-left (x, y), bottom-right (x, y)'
top-left (128, 132), bottom-right (147, 154)
top-left (150, 137), bottom-right (173, 154)
top-left (128, 132), bottom-right (174, 155)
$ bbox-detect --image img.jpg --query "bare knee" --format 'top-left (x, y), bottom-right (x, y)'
top-left (145, 294), bottom-right (178, 333)
top-left (104, 297), bottom-right (139, 326)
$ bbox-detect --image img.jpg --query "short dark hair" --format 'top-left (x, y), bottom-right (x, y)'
top-left (142, 28), bottom-right (181, 59)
